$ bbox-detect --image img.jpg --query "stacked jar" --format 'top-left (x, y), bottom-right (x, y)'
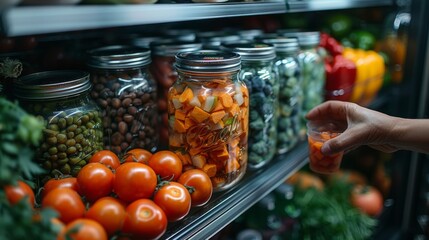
top-left (150, 40), bottom-right (202, 148)
top-left (222, 42), bottom-right (278, 169)
top-left (168, 50), bottom-right (249, 191)
top-left (87, 45), bottom-right (158, 156)
top-left (278, 31), bottom-right (325, 138)
top-left (196, 31), bottom-right (242, 50)
top-left (14, 70), bottom-right (103, 181)
top-left (255, 35), bottom-right (303, 154)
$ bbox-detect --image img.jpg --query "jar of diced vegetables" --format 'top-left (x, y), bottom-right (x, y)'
top-left (14, 70), bottom-right (104, 181)
top-left (222, 42), bottom-right (278, 169)
top-left (169, 50), bottom-right (249, 191)
top-left (255, 35), bottom-right (303, 154)
top-left (87, 45), bottom-right (158, 156)
top-left (278, 31), bottom-right (325, 138)
top-left (150, 40), bottom-right (202, 148)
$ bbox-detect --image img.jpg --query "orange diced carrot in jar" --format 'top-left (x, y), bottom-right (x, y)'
top-left (174, 119), bottom-right (187, 133)
top-left (175, 110), bottom-right (186, 121)
top-left (203, 164), bottom-right (217, 177)
top-left (210, 110), bottom-right (226, 124)
top-left (190, 106), bottom-right (211, 123)
top-left (219, 93), bottom-right (233, 108)
top-left (179, 87), bottom-right (194, 103)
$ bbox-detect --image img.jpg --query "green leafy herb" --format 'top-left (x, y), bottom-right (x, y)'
top-left (0, 97), bottom-right (45, 186)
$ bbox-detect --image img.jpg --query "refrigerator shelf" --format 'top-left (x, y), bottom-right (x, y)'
top-left (164, 143), bottom-right (309, 240)
top-left (0, 0), bottom-right (392, 37)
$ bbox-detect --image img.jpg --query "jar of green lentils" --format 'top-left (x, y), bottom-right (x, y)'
top-left (278, 31), bottom-right (325, 138)
top-left (14, 70), bottom-right (103, 181)
top-left (222, 42), bottom-right (278, 169)
top-left (255, 35), bottom-right (303, 154)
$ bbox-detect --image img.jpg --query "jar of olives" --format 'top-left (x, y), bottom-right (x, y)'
top-left (87, 45), bottom-right (158, 156)
top-left (14, 70), bottom-right (103, 180)
top-left (169, 50), bottom-right (249, 191)
top-left (222, 42), bottom-right (279, 169)
top-left (150, 40), bottom-right (202, 148)
top-left (255, 35), bottom-right (303, 154)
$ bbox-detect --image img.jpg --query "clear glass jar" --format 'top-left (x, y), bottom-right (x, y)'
top-left (279, 31), bottom-right (325, 138)
top-left (169, 50), bottom-right (249, 191)
top-left (150, 41), bottom-right (202, 148)
top-left (14, 70), bottom-right (103, 180)
top-left (222, 42), bottom-right (278, 169)
top-left (87, 45), bottom-right (158, 156)
top-left (255, 36), bottom-right (302, 154)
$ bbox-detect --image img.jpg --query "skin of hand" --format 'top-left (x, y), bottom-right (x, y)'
top-left (306, 101), bottom-right (402, 155)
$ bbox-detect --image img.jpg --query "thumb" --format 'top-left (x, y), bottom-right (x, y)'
top-left (321, 131), bottom-right (357, 155)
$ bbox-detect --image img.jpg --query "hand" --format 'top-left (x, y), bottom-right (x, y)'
top-left (306, 101), bottom-right (400, 155)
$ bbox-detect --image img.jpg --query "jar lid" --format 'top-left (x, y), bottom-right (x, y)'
top-left (163, 29), bottom-right (197, 41)
top-left (87, 45), bottom-right (151, 69)
top-left (221, 42), bottom-right (276, 61)
top-left (254, 35), bottom-right (299, 53)
top-left (14, 70), bottom-right (91, 100)
top-left (278, 31), bottom-right (320, 47)
top-left (150, 40), bottom-right (203, 57)
top-left (175, 50), bottom-right (241, 73)
top-left (197, 31), bottom-right (241, 49)
top-left (237, 29), bottom-right (264, 40)
top-left (132, 36), bottom-right (161, 48)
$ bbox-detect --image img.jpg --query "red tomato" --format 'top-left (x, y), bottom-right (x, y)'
top-left (148, 150), bottom-right (182, 181)
top-left (351, 185), bottom-right (384, 217)
top-left (4, 181), bottom-right (35, 208)
top-left (58, 219), bottom-right (108, 240)
top-left (89, 150), bottom-right (121, 170)
top-left (42, 177), bottom-right (80, 200)
top-left (85, 197), bottom-right (126, 236)
top-left (77, 163), bottom-right (114, 202)
top-left (153, 182), bottom-right (191, 222)
top-left (178, 169), bottom-right (213, 207)
top-left (42, 188), bottom-right (85, 224)
top-left (123, 148), bottom-right (152, 164)
top-left (122, 199), bottom-right (167, 240)
top-left (113, 162), bottom-right (157, 203)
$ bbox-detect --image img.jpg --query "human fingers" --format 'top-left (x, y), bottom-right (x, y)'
top-left (306, 100), bottom-right (349, 122)
top-left (320, 127), bottom-right (367, 155)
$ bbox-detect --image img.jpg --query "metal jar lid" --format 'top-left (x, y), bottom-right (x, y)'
top-left (221, 42), bottom-right (276, 62)
top-left (14, 70), bottom-right (91, 100)
top-left (150, 40), bottom-right (202, 57)
top-left (175, 50), bottom-right (241, 73)
top-left (87, 45), bottom-right (151, 69)
top-left (278, 31), bottom-right (320, 47)
top-left (237, 29), bottom-right (264, 40)
top-left (254, 35), bottom-right (299, 53)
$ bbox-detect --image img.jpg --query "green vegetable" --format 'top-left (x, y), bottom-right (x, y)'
top-left (325, 14), bottom-right (353, 39)
top-left (0, 190), bottom-right (60, 240)
top-left (284, 180), bottom-right (377, 240)
top-left (0, 97), bottom-right (45, 186)
top-left (349, 30), bottom-right (376, 50)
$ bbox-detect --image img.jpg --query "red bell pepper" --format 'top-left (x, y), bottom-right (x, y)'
top-left (320, 32), bottom-right (344, 56)
top-left (324, 54), bottom-right (357, 101)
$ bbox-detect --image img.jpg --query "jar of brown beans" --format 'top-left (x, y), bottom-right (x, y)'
top-left (87, 45), bottom-right (158, 155)
top-left (14, 70), bottom-right (104, 181)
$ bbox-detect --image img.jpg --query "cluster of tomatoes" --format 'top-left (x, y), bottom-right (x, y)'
top-left (4, 149), bottom-right (213, 240)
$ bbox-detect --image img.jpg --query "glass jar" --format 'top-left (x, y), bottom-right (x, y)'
top-left (169, 50), bottom-right (249, 191)
top-left (87, 45), bottom-right (158, 156)
top-left (222, 42), bottom-right (278, 169)
top-left (255, 36), bottom-right (302, 154)
top-left (14, 70), bottom-right (103, 180)
top-left (197, 31), bottom-right (242, 50)
top-left (150, 40), bottom-right (202, 148)
top-left (279, 31), bottom-right (325, 138)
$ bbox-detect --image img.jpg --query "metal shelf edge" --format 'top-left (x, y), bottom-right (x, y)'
top-left (1, 0), bottom-right (394, 37)
top-left (164, 143), bottom-right (309, 240)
